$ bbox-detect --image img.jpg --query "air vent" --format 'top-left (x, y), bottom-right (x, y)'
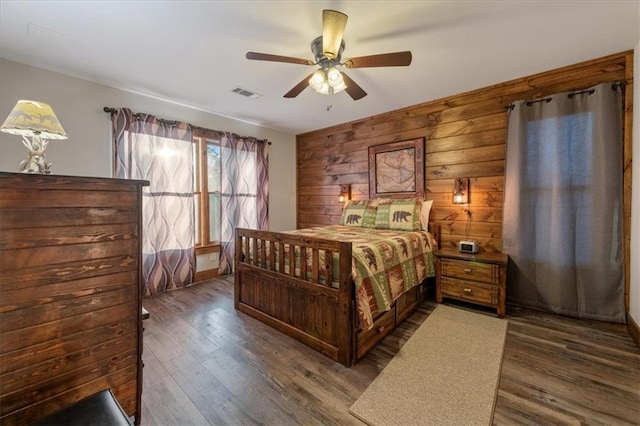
top-left (232, 87), bottom-right (262, 99)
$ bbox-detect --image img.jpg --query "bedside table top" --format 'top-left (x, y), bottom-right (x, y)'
top-left (435, 248), bottom-right (508, 265)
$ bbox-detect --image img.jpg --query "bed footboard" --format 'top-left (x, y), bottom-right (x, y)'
top-left (234, 228), bottom-right (354, 366)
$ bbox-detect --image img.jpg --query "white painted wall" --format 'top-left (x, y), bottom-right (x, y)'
top-left (630, 39), bottom-right (640, 327)
top-left (0, 58), bottom-right (297, 233)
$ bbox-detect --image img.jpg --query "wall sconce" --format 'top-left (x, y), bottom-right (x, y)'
top-left (0, 100), bottom-right (68, 174)
top-left (452, 177), bottom-right (469, 204)
top-left (339, 184), bottom-right (351, 203)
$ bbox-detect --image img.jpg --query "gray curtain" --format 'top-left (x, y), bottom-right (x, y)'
top-left (503, 83), bottom-right (624, 323)
top-left (112, 108), bottom-right (196, 296)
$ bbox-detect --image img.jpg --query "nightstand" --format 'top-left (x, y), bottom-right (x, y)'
top-left (435, 249), bottom-right (508, 317)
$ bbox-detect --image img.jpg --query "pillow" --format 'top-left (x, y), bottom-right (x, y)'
top-left (374, 198), bottom-right (423, 231)
top-left (420, 199), bottom-right (434, 231)
top-left (340, 200), bottom-right (377, 227)
top-left (367, 197), bottom-right (392, 208)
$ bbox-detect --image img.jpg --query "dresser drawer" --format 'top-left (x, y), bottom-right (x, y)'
top-left (440, 258), bottom-right (501, 284)
top-left (440, 277), bottom-right (499, 306)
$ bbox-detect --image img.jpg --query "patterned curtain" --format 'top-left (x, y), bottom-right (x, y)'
top-left (111, 108), bottom-right (195, 295)
top-left (219, 132), bottom-right (269, 274)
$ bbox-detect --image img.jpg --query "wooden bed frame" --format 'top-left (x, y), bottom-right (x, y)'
top-left (234, 224), bottom-right (439, 366)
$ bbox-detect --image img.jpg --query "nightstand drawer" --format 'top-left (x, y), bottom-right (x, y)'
top-left (440, 258), bottom-right (500, 284)
top-left (440, 277), bottom-right (499, 306)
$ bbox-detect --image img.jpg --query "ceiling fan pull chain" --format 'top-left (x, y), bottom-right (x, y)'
top-left (327, 86), bottom-right (334, 111)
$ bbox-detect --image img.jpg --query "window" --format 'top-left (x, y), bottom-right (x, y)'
top-left (524, 112), bottom-right (594, 265)
top-left (193, 129), bottom-right (221, 248)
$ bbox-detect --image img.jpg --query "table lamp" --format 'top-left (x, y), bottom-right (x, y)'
top-left (0, 100), bottom-right (67, 174)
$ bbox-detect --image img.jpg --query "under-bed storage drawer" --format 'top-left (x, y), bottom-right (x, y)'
top-left (356, 307), bottom-right (395, 359)
top-left (395, 286), bottom-right (421, 324)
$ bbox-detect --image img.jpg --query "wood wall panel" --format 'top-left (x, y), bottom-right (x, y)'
top-left (296, 50), bottom-right (633, 309)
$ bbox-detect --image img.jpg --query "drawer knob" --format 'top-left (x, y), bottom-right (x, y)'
top-left (463, 288), bottom-right (472, 294)
top-left (378, 326), bottom-right (385, 333)
top-left (463, 268), bottom-right (472, 273)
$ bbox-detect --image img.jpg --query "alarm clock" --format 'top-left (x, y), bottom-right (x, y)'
top-left (458, 240), bottom-right (479, 254)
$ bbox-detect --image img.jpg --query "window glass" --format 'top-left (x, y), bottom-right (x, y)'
top-left (207, 141), bottom-right (221, 242)
top-left (209, 193), bottom-right (220, 242)
top-left (194, 194), bottom-right (201, 245)
top-left (207, 142), bottom-right (220, 192)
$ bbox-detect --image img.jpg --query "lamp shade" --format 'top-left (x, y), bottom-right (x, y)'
top-left (1, 100), bottom-right (67, 140)
top-left (339, 184), bottom-right (351, 203)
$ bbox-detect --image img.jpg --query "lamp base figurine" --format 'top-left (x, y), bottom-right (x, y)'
top-left (19, 135), bottom-right (51, 174)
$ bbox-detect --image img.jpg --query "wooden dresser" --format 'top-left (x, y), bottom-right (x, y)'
top-left (0, 172), bottom-right (148, 425)
top-left (435, 249), bottom-right (508, 317)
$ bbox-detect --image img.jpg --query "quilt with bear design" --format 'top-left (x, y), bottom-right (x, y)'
top-left (284, 225), bottom-right (437, 331)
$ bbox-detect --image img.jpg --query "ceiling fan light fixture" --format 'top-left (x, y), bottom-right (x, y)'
top-left (326, 67), bottom-right (341, 83)
top-left (309, 67), bottom-right (347, 95)
top-left (315, 81), bottom-right (330, 95)
top-left (309, 69), bottom-right (326, 91)
top-left (327, 68), bottom-right (347, 93)
top-left (330, 80), bottom-right (347, 94)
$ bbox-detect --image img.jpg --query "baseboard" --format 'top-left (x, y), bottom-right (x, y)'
top-left (194, 269), bottom-right (219, 282)
top-left (628, 314), bottom-right (640, 349)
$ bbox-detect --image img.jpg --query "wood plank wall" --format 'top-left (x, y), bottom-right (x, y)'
top-left (296, 50), bottom-right (634, 311)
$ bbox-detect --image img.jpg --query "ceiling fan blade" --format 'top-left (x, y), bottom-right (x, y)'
top-left (322, 10), bottom-right (348, 59)
top-left (343, 51), bottom-right (412, 68)
top-left (341, 72), bottom-right (367, 100)
top-left (246, 52), bottom-right (315, 66)
top-left (284, 73), bottom-right (314, 98)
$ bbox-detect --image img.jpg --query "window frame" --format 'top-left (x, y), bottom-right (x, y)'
top-left (193, 128), bottom-right (222, 252)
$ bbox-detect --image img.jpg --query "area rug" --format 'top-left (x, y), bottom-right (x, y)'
top-left (349, 304), bottom-right (508, 426)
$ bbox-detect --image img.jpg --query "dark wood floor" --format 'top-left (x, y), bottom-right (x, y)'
top-left (140, 275), bottom-right (640, 425)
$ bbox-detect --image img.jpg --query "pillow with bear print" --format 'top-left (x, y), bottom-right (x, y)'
top-left (374, 198), bottom-right (423, 231)
top-left (340, 200), bottom-right (377, 227)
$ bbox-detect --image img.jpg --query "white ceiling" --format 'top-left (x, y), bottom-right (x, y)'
top-left (1, 1), bottom-right (638, 135)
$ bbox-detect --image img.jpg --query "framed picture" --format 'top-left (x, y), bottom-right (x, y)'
top-left (368, 138), bottom-right (425, 199)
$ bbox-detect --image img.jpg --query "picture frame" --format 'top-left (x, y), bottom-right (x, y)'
top-left (368, 137), bottom-right (425, 199)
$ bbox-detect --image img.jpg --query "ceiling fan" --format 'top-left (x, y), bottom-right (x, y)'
top-left (246, 9), bottom-right (412, 101)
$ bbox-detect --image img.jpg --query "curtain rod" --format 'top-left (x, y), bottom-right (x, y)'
top-left (103, 107), bottom-right (272, 145)
top-left (504, 79), bottom-right (628, 111)
top-left (567, 88), bottom-right (595, 99)
top-left (103, 107), bottom-right (176, 125)
top-left (104, 107), bottom-right (171, 121)
top-left (526, 97), bottom-right (552, 106)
